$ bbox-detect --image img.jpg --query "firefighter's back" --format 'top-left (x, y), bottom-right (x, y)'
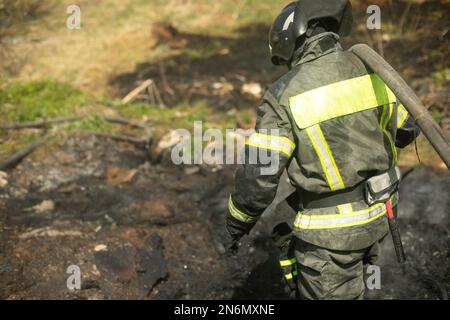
top-left (276, 46), bottom-right (396, 196)
top-left (265, 33), bottom-right (404, 251)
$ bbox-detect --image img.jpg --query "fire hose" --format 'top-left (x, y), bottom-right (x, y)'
top-left (349, 44), bottom-right (450, 170)
top-left (349, 44), bottom-right (450, 264)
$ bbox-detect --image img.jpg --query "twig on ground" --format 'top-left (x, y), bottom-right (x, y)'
top-left (121, 79), bottom-right (154, 104)
top-left (159, 63), bottom-right (175, 96)
top-left (0, 138), bottom-right (47, 171)
top-left (0, 114), bottom-right (153, 154)
top-left (147, 81), bottom-right (166, 108)
top-left (1, 114), bottom-right (151, 133)
top-left (90, 132), bottom-right (150, 148)
top-left (0, 115), bottom-right (85, 130)
top-left (121, 79), bottom-right (166, 108)
top-left (101, 115), bottom-right (149, 130)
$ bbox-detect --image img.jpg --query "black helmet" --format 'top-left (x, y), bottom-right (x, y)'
top-left (269, 0), bottom-right (353, 65)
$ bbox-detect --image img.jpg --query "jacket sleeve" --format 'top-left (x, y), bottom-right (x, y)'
top-left (226, 91), bottom-right (296, 240)
top-left (395, 104), bottom-right (421, 148)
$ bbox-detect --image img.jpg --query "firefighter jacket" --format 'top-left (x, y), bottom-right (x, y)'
top-left (227, 32), bottom-right (420, 250)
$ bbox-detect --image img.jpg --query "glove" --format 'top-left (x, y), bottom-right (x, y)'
top-left (223, 232), bottom-right (239, 257)
top-left (224, 213), bottom-right (255, 256)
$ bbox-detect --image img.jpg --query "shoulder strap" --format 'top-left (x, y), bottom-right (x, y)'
top-left (390, 100), bottom-right (398, 143)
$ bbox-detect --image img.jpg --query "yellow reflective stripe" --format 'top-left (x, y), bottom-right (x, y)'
top-left (384, 128), bottom-right (398, 165)
top-left (280, 258), bottom-right (297, 267)
top-left (246, 133), bottom-right (295, 157)
top-left (228, 196), bottom-right (257, 224)
top-left (381, 103), bottom-right (408, 129)
top-left (296, 210), bottom-right (386, 230)
top-left (386, 104), bottom-right (394, 129)
top-left (397, 104), bottom-right (409, 128)
top-left (379, 104), bottom-right (398, 165)
top-left (337, 204), bottom-right (352, 214)
top-left (289, 74), bottom-right (396, 129)
top-left (298, 201), bottom-right (386, 220)
top-left (285, 270), bottom-right (298, 280)
top-left (246, 141), bottom-right (293, 157)
top-left (382, 108), bottom-right (398, 165)
top-left (380, 104), bottom-right (392, 130)
top-left (379, 105), bottom-right (386, 129)
top-left (306, 125), bottom-right (345, 191)
top-left (294, 195), bottom-right (398, 230)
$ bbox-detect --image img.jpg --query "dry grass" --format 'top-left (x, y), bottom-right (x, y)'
top-left (2, 0), bottom-right (290, 94)
top-left (0, 0), bottom-right (51, 72)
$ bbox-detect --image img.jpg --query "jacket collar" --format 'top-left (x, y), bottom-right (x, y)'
top-left (290, 32), bottom-right (342, 68)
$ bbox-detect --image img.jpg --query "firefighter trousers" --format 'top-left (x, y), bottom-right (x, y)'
top-left (293, 237), bottom-right (385, 300)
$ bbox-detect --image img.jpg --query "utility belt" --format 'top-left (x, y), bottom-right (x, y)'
top-left (273, 166), bottom-right (405, 295)
top-left (301, 166), bottom-right (402, 209)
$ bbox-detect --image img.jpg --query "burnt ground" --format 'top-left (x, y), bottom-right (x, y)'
top-left (0, 136), bottom-right (448, 300)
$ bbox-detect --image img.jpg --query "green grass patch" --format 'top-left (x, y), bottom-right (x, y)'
top-left (431, 68), bottom-right (450, 82)
top-left (116, 100), bottom-right (240, 132)
top-left (63, 114), bottom-right (115, 132)
top-left (0, 79), bottom-right (252, 159)
top-left (116, 100), bottom-right (206, 128)
top-left (0, 79), bottom-right (92, 122)
top-left (431, 109), bottom-right (445, 123)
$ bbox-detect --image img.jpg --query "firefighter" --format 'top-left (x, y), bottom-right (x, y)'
top-left (225, 0), bottom-right (420, 300)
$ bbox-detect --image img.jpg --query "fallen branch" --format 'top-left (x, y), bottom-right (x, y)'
top-left (90, 132), bottom-right (150, 148)
top-left (147, 80), bottom-right (166, 108)
top-left (101, 116), bottom-right (153, 146)
top-left (18, 227), bottom-right (84, 239)
top-left (158, 63), bottom-right (175, 96)
top-left (121, 79), bottom-right (166, 108)
top-left (0, 115), bottom-right (153, 153)
top-left (121, 79), bottom-right (153, 104)
top-left (101, 115), bottom-right (149, 130)
top-left (1, 115), bottom-right (152, 133)
top-left (0, 138), bottom-right (47, 171)
top-left (0, 115), bottom-right (85, 130)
